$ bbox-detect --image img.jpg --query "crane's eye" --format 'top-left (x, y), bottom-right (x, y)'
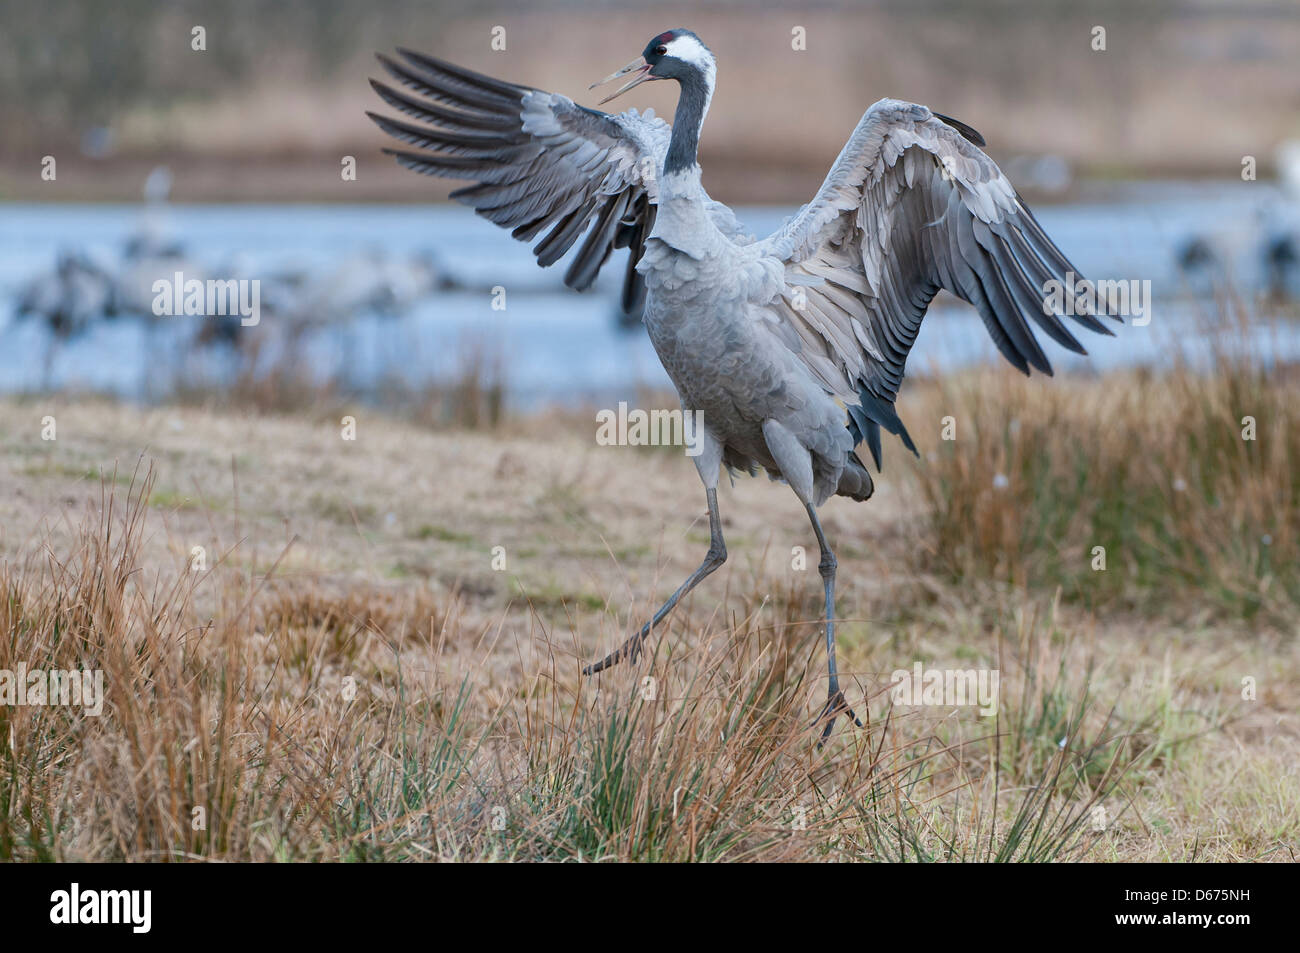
top-left (655, 45), bottom-right (667, 55)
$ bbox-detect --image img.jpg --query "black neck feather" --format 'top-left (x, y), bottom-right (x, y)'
top-left (664, 68), bottom-right (710, 176)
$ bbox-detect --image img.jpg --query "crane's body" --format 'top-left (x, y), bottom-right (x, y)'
top-left (643, 166), bottom-right (874, 505)
top-left (369, 28), bottom-right (1121, 742)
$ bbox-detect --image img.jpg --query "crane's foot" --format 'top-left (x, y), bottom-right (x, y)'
top-left (582, 629), bottom-right (649, 675)
top-left (814, 689), bottom-right (863, 748)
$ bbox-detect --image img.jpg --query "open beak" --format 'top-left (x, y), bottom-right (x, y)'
top-left (590, 56), bottom-right (653, 105)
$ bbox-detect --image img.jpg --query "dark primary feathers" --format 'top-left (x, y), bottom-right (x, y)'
top-left (760, 99), bottom-right (1121, 470)
top-left (367, 48), bottom-right (668, 313)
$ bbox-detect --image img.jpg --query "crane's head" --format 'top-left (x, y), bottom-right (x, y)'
top-left (590, 29), bottom-right (715, 105)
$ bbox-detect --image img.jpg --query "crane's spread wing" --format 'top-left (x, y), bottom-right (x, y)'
top-left (368, 48), bottom-right (670, 312)
top-left (757, 99), bottom-right (1121, 469)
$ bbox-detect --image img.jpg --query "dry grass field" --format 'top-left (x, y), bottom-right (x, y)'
top-left (1, 337), bottom-right (1297, 861)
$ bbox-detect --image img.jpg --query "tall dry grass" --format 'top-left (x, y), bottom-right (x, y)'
top-left (901, 331), bottom-right (1298, 628)
top-left (1, 460), bottom-right (1179, 861)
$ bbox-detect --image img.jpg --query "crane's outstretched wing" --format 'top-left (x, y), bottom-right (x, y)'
top-left (757, 99), bottom-right (1121, 469)
top-left (368, 48), bottom-right (670, 313)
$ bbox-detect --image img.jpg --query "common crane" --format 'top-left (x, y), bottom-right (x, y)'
top-left (368, 28), bottom-right (1121, 742)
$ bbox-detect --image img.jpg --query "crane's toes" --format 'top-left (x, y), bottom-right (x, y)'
top-left (814, 690), bottom-right (863, 748)
top-left (582, 631), bottom-right (647, 676)
top-left (582, 653), bottom-right (617, 676)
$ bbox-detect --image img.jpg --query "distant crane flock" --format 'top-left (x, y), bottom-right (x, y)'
top-left (11, 209), bottom-right (448, 391)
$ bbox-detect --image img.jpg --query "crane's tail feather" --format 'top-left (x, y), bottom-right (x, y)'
top-left (835, 451), bottom-right (875, 502)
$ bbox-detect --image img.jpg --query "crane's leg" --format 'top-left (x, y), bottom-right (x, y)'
top-left (583, 485), bottom-right (726, 674)
top-left (758, 418), bottom-right (862, 745)
top-left (805, 502), bottom-right (863, 746)
top-left (43, 337), bottom-right (56, 392)
top-left (584, 412), bottom-right (724, 675)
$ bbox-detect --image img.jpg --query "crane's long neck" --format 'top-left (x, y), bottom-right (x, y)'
top-left (663, 66), bottom-right (714, 180)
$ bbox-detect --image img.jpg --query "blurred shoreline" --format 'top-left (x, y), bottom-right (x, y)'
top-left (0, 156), bottom-right (1282, 206)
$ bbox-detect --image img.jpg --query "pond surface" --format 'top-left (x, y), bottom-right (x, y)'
top-left (1, 182), bottom-right (1297, 407)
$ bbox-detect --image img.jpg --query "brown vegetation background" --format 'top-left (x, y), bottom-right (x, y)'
top-left (2, 0), bottom-right (1298, 202)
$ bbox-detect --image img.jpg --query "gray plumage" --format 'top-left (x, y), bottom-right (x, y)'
top-left (369, 29), bottom-right (1122, 743)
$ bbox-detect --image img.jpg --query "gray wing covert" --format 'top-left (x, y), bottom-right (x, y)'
top-left (757, 99), bottom-right (1122, 469)
top-left (368, 48), bottom-right (670, 311)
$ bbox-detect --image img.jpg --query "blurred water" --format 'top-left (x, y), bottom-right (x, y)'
top-left (1, 182), bottom-right (1297, 407)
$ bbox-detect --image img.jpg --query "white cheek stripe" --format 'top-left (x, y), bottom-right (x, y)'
top-left (666, 35), bottom-right (713, 70)
top-left (665, 34), bottom-right (716, 117)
